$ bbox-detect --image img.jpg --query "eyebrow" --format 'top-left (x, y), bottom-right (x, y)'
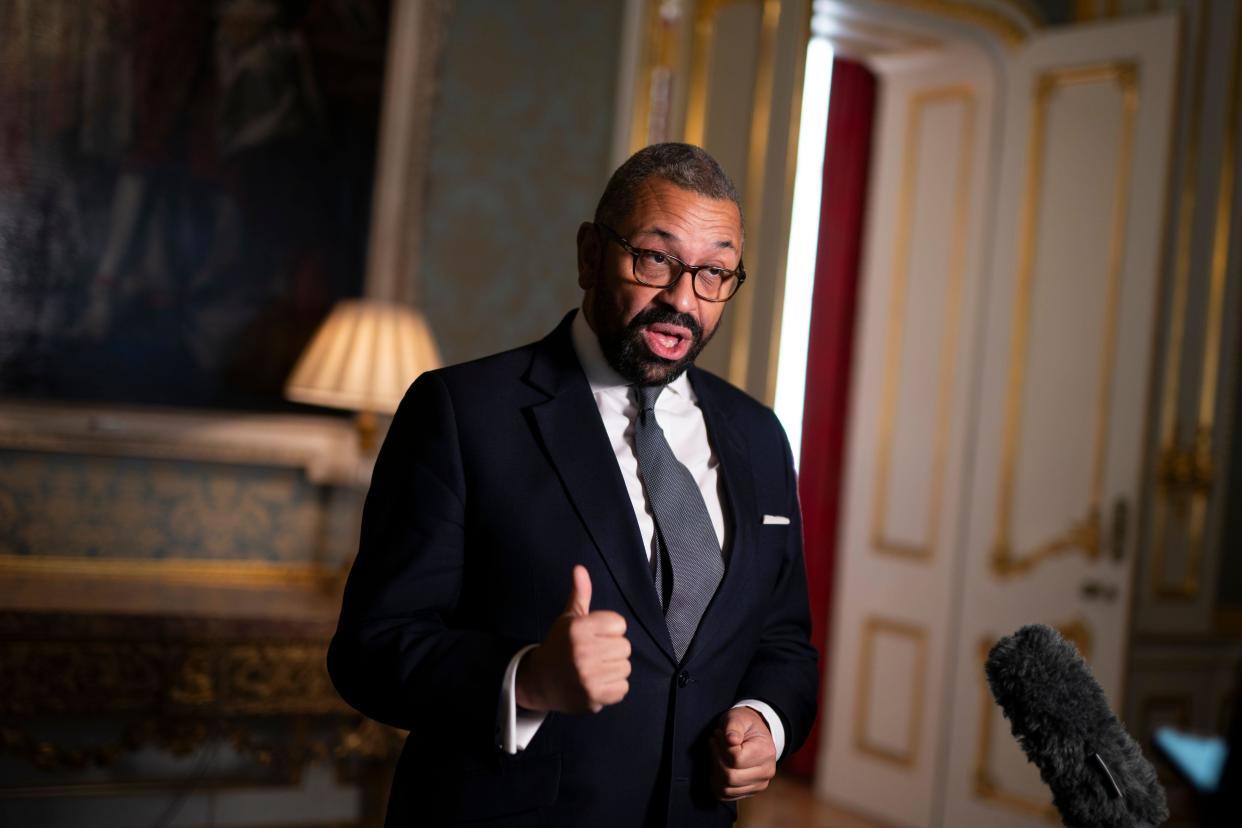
top-left (636, 226), bottom-right (737, 251)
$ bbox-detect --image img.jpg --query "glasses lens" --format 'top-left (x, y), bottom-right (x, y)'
top-left (695, 269), bottom-right (732, 300)
top-left (633, 250), bottom-right (678, 285)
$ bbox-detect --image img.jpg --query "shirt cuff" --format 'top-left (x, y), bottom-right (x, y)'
top-left (498, 643), bottom-right (547, 754)
top-left (733, 698), bottom-right (786, 760)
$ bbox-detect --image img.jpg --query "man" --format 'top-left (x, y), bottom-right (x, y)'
top-left (328, 143), bottom-right (818, 827)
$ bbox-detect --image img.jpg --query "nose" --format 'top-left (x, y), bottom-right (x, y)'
top-left (659, 268), bottom-right (698, 312)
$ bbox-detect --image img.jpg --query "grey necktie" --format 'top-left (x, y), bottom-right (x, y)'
top-left (632, 385), bottom-right (725, 661)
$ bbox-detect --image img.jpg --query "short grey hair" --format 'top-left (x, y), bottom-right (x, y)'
top-left (593, 143), bottom-right (743, 233)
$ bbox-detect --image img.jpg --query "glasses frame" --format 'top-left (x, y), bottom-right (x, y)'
top-left (596, 223), bottom-right (746, 303)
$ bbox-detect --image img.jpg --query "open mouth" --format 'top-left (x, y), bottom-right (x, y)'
top-left (642, 323), bottom-right (694, 361)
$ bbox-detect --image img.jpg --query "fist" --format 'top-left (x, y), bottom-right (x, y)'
top-left (710, 706), bottom-right (778, 801)
top-left (516, 565), bottom-right (632, 714)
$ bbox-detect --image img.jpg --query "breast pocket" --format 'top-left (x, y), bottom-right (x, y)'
top-left (755, 523), bottom-right (791, 586)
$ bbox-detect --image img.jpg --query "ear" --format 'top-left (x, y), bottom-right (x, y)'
top-left (576, 222), bottom-right (601, 289)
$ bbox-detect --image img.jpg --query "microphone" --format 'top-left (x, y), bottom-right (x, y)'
top-left (984, 624), bottom-right (1168, 828)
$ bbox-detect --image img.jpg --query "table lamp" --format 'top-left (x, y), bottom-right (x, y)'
top-left (285, 298), bottom-right (441, 450)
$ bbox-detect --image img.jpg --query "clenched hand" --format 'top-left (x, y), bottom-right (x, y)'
top-left (710, 706), bottom-right (777, 800)
top-left (515, 565), bottom-right (632, 713)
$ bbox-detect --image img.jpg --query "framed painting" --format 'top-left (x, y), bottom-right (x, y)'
top-left (0, 0), bottom-right (397, 412)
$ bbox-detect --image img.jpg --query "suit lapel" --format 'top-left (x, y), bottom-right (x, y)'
top-left (686, 368), bottom-right (760, 661)
top-left (525, 314), bottom-right (676, 663)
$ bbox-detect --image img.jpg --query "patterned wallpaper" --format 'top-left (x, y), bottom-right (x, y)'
top-left (419, 0), bottom-right (625, 364)
top-left (0, 450), bottom-right (359, 566)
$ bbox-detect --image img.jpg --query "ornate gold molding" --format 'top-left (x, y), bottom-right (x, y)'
top-left (684, 0), bottom-right (726, 148)
top-left (1191, 0), bottom-right (1241, 552)
top-left (1, 639), bottom-right (343, 716)
top-left (852, 616), bottom-right (928, 767)
top-left (992, 63), bottom-right (1138, 578)
top-left (872, 86), bottom-right (975, 561)
top-left (1152, 5), bottom-right (1242, 601)
top-left (629, 0), bottom-right (682, 152)
top-left (0, 554), bottom-right (340, 589)
top-left (0, 615), bottom-right (402, 796)
top-left (728, 0), bottom-right (784, 392)
top-left (1148, 0), bottom-right (1208, 601)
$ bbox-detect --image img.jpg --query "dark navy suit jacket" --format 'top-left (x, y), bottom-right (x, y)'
top-left (328, 311), bottom-right (818, 827)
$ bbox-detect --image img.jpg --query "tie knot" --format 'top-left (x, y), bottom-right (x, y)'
top-left (635, 384), bottom-right (663, 414)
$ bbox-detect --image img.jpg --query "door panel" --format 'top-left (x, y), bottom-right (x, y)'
top-left (818, 45), bottom-right (995, 828)
top-left (941, 14), bottom-right (1176, 828)
top-left (820, 11), bottom-right (1177, 828)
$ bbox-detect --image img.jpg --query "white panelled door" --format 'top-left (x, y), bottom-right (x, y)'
top-left (819, 11), bottom-right (1177, 828)
top-left (818, 45), bottom-right (996, 828)
top-left (941, 14), bottom-right (1177, 828)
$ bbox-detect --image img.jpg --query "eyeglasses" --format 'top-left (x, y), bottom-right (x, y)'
top-left (596, 224), bottom-right (746, 303)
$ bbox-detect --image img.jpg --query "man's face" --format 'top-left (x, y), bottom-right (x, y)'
top-left (577, 178), bottom-right (742, 386)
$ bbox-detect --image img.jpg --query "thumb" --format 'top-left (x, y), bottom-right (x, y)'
top-left (565, 564), bottom-right (592, 616)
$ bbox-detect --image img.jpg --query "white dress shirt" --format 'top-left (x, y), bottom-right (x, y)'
top-left (497, 310), bottom-right (786, 758)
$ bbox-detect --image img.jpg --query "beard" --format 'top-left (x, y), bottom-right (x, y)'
top-left (593, 303), bottom-right (715, 387)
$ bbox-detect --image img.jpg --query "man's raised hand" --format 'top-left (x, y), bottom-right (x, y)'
top-left (515, 565), bottom-right (632, 714)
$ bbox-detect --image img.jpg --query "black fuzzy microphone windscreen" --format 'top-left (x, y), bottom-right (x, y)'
top-left (985, 624), bottom-right (1168, 828)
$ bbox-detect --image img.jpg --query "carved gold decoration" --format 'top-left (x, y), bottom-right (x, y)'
top-left (974, 620), bottom-right (1091, 819)
top-left (1147, 0), bottom-right (1203, 599)
top-left (0, 612), bottom-right (402, 797)
top-left (0, 554), bottom-right (339, 588)
top-left (1153, 422), bottom-right (1214, 597)
top-left (871, 86), bottom-right (975, 561)
top-left (992, 63), bottom-right (1138, 578)
top-left (727, 0), bottom-right (782, 393)
top-left (0, 640), bottom-right (343, 717)
top-left (853, 616), bottom-right (928, 767)
top-left (684, 0), bottom-right (725, 149)
top-left (1152, 6), bottom-right (1241, 601)
top-left (629, 0), bottom-right (682, 152)
top-left (679, 0), bottom-right (781, 392)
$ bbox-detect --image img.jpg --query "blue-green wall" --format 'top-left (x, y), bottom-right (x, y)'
top-left (420, 0), bottom-right (626, 363)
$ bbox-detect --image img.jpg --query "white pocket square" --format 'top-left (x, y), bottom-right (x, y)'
top-left (762, 514), bottom-right (790, 525)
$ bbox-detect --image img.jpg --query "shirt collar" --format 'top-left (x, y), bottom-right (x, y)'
top-left (571, 307), bottom-right (696, 405)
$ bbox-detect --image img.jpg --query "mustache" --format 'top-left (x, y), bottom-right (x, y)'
top-left (626, 307), bottom-right (704, 340)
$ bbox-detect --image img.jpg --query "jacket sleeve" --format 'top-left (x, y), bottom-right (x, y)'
top-left (327, 370), bottom-right (528, 738)
top-left (734, 417), bottom-right (820, 758)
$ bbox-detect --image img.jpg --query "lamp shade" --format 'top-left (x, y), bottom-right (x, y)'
top-left (285, 299), bottom-right (441, 414)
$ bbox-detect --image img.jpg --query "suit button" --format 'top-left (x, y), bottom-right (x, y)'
top-left (678, 671), bottom-right (690, 688)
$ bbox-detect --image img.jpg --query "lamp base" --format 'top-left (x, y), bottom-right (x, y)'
top-left (355, 411), bottom-right (379, 452)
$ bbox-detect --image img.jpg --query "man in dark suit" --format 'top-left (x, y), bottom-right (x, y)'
top-left (328, 143), bottom-right (818, 826)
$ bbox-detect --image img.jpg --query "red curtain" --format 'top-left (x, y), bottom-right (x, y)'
top-left (786, 57), bottom-right (878, 780)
